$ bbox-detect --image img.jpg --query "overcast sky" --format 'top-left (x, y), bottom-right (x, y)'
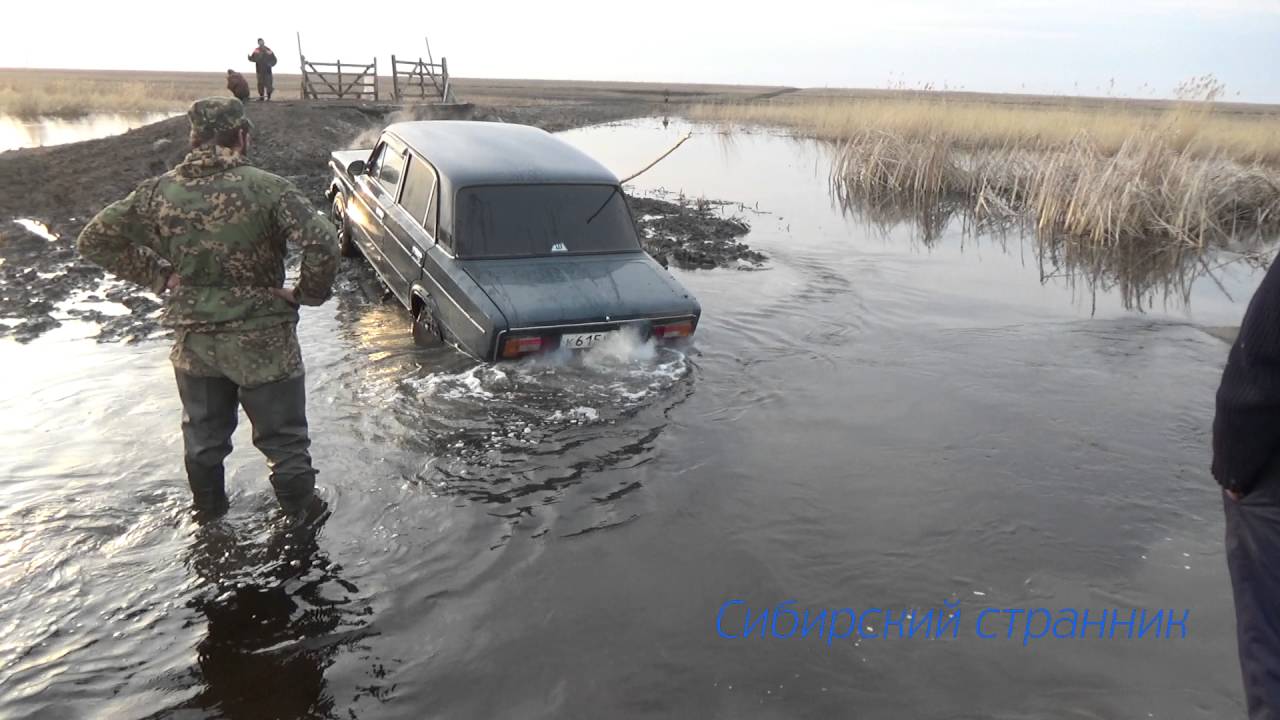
top-left (6, 0), bottom-right (1279, 102)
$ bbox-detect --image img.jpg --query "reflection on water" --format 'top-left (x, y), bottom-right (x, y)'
top-left (1034, 231), bottom-right (1272, 315)
top-left (175, 516), bottom-right (374, 718)
top-left (0, 112), bottom-right (175, 152)
top-left (830, 169), bottom-right (1276, 314)
top-left (0, 118), bottom-right (1259, 718)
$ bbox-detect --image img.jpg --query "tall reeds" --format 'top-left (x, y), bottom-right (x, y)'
top-left (692, 94), bottom-right (1280, 249)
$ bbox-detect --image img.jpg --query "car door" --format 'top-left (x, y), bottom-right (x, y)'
top-left (351, 139), bottom-right (408, 301)
top-left (379, 153), bottom-right (438, 308)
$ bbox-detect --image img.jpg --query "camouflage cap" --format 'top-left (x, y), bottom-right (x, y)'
top-left (188, 97), bottom-right (254, 139)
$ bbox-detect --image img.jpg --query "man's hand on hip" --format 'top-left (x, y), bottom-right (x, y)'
top-left (270, 286), bottom-right (301, 307)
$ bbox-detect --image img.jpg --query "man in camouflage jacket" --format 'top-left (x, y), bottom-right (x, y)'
top-left (77, 97), bottom-right (338, 519)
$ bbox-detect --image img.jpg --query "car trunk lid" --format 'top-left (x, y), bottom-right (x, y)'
top-left (460, 252), bottom-right (697, 329)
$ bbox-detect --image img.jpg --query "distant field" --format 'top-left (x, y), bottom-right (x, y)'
top-left (692, 91), bottom-right (1280, 164)
top-left (785, 87), bottom-right (1280, 119)
top-left (16, 67), bottom-right (1280, 120)
top-left (0, 68), bottom-right (781, 117)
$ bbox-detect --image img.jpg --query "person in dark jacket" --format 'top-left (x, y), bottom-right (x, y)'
top-left (248, 39), bottom-right (277, 101)
top-left (226, 69), bottom-right (250, 102)
top-left (1213, 256), bottom-right (1280, 719)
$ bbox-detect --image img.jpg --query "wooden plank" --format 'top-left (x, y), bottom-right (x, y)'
top-left (304, 64), bottom-right (341, 96)
top-left (339, 67), bottom-right (372, 97)
top-left (441, 57), bottom-right (451, 102)
top-left (391, 55), bottom-right (399, 101)
top-left (301, 59), bottom-right (377, 99)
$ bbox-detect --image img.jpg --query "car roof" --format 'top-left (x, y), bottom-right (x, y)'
top-left (383, 121), bottom-right (620, 187)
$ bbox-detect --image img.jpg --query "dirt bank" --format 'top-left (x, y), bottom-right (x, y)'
top-left (0, 100), bottom-right (759, 343)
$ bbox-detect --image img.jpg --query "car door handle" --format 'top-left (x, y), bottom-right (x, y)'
top-left (374, 207), bottom-right (385, 220)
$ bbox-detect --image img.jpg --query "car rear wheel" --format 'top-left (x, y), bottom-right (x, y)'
top-left (331, 192), bottom-right (360, 258)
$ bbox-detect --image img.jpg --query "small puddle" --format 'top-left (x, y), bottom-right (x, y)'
top-left (0, 112), bottom-right (176, 152)
top-left (14, 218), bottom-right (58, 241)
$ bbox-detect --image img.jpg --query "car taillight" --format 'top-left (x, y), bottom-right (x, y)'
top-left (502, 335), bottom-right (544, 358)
top-left (652, 320), bottom-right (695, 340)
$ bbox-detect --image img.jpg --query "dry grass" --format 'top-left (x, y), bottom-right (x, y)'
top-left (0, 69), bottom-right (236, 117)
top-left (692, 94), bottom-right (1280, 164)
top-left (693, 95), bottom-right (1280, 251)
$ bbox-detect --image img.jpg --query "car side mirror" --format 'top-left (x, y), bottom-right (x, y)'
top-left (347, 160), bottom-right (366, 176)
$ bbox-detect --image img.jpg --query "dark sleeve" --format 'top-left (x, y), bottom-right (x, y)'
top-left (1212, 258), bottom-right (1280, 494)
top-left (273, 186), bottom-right (338, 305)
top-left (76, 184), bottom-right (172, 294)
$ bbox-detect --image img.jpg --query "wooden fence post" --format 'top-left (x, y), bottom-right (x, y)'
top-left (441, 57), bottom-right (450, 103)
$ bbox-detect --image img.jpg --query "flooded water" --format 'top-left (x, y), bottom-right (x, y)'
top-left (0, 112), bottom-right (175, 152)
top-left (0, 119), bottom-right (1261, 718)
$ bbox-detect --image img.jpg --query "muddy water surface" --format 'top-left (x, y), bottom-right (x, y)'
top-left (0, 112), bottom-right (176, 153)
top-left (0, 119), bottom-right (1262, 718)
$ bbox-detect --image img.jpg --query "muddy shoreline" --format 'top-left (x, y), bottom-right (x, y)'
top-left (0, 101), bottom-right (757, 343)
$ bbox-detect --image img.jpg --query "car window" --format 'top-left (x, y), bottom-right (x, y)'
top-left (377, 146), bottom-right (406, 195)
top-left (455, 184), bottom-right (641, 259)
top-left (398, 155), bottom-right (438, 236)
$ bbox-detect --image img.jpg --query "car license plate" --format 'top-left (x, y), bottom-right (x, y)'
top-left (561, 331), bottom-right (615, 350)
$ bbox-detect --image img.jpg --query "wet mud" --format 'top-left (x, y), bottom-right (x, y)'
top-left (627, 194), bottom-right (761, 270)
top-left (0, 101), bottom-right (759, 343)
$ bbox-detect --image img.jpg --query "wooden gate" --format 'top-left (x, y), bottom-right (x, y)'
top-left (300, 57), bottom-right (379, 100)
top-left (391, 55), bottom-right (454, 103)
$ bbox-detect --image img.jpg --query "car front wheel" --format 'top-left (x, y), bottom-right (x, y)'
top-left (331, 192), bottom-right (360, 258)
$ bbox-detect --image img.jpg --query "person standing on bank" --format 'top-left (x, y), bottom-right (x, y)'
top-left (77, 97), bottom-right (338, 521)
top-left (248, 38), bottom-right (277, 101)
top-left (1214, 255), bottom-right (1280, 719)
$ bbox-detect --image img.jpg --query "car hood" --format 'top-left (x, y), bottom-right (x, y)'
top-left (460, 252), bottom-right (699, 328)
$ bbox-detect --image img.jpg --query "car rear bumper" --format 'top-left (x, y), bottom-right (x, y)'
top-left (490, 313), bottom-right (699, 360)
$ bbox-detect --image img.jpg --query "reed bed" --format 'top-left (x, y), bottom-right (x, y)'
top-left (692, 96), bottom-right (1280, 251)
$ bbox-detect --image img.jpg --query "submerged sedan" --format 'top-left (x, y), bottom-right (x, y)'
top-left (328, 121), bottom-right (701, 360)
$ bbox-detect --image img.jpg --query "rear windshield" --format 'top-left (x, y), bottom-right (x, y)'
top-left (455, 184), bottom-right (641, 258)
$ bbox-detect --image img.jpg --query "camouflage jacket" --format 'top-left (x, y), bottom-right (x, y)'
top-left (77, 146), bottom-right (338, 332)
